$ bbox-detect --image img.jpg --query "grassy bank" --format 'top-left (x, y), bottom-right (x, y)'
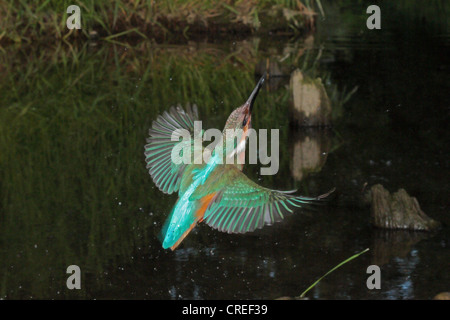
top-left (0, 0), bottom-right (322, 45)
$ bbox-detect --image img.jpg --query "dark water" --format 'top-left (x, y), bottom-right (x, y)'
top-left (0, 1), bottom-right (448, 299)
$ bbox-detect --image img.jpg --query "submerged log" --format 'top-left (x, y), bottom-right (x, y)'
top-left (369, 184), bottom-right (440, 231)
top-left (289, 69), bottom-right (332, 127)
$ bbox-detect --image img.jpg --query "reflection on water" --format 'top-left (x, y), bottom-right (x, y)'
top-left (0, 1), bottom-right (449, 300)
top-left (370, 230), bottom-right (426, 300)
top-left (371, 230), bottom-right (431, 267)
top-left (290, 129), bottom-right (331, 181)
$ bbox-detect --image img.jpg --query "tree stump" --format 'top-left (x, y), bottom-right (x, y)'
top-left (369, 184), bottom-right (440, 231)
top-left (433, 292), bottom-right (450, 300)
top-left (289, 69), bottom-right (331, 127)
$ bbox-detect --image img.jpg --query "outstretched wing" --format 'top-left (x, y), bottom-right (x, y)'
top-left (144, 104), bottom-right (199, 194)
top-left (201, 167), bottom-right (335, 234)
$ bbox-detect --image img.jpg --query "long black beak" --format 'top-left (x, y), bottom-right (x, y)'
top-left (245, 73), bottom-right (265, 113)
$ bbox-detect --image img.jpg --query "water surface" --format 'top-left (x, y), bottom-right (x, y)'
top-left (0, 1), bottom-right (448, 299)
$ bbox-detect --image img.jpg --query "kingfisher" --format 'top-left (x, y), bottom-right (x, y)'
top-left (144, 74), bottom-right (334, 250)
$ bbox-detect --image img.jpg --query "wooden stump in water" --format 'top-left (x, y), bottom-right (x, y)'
top-left (369, 184), bottom-right (440, 231)
top-left (289, 69), bottom-right (332, 127)
top-left (433, 292), bottom-right (450, 300)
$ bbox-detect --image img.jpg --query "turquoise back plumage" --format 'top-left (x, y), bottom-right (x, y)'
top-left (160, 152), bottom-right (221, 249)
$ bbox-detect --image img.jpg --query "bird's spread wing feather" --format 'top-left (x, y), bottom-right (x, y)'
top-left (144, 104), bottom-right (199, 194)
top-left (202, 167), bottom-right (335, 234)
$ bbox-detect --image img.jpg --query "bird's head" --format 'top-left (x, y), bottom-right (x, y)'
top-left (222, 74), bottom-right (265, 165)
top-left (223, 74), bottom-right (265, 134)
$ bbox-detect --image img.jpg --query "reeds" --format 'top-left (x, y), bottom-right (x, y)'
top-left (0, 0), bottom-right (323, 44)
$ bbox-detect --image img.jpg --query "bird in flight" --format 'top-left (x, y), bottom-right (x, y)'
top-left (144, 74), bottom-right (334, 250)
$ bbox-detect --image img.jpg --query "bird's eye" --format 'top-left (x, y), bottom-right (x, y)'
top-left (243, 116), bottom-right (248, 126)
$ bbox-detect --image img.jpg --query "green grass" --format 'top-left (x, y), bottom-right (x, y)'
top-left (298, 248), bottom-right (370, 298)
top-left (0, 0), bottom-right (322, 44)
